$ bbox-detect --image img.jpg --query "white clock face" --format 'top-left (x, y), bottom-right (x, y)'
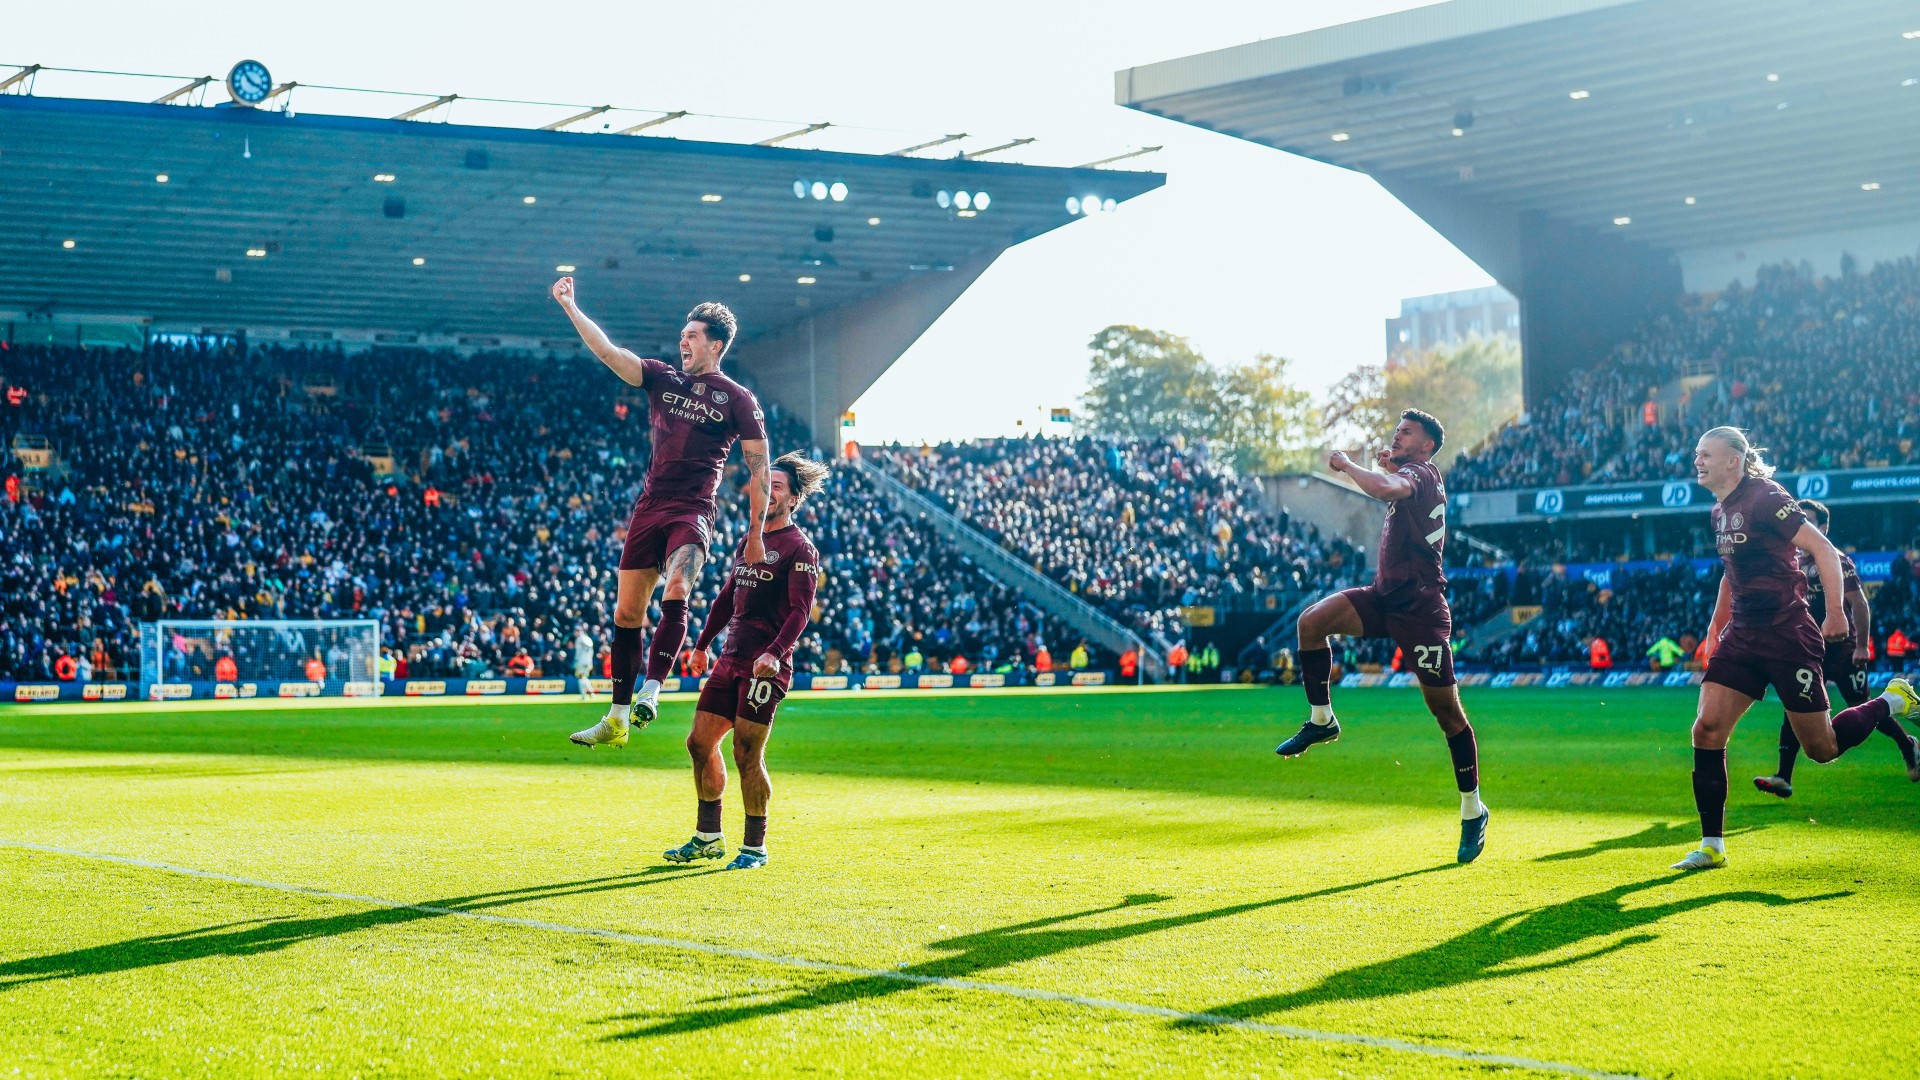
top-left (229, 60), bottom-right (271, 104)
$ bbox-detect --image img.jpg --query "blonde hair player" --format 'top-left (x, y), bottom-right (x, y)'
top-left (1673, 426), bottom-right (1920, 870)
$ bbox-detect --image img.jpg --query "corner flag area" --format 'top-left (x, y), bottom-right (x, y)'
top-left (4, 687), bottom-right (1915, 1078)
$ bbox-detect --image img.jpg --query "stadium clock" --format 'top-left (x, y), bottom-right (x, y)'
top-left (226, 60), bottom-right (272, 105)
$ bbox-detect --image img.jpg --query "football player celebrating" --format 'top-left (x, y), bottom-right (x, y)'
top-left (663, 452), bottom-right (827, 871)
top-left (551, 277), bottom-right (770, 749)
top-left (1754, 498), bottom-right (1920, 798)
top-left (1275, 409), bottom-right (1490, 864)
top-left (1674, 427), bottom-right (1920, 870)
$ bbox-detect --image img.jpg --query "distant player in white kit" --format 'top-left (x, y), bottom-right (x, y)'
top-left (573, 626), bottom-right (597, 700)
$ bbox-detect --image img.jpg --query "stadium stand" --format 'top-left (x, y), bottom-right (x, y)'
top-left (1450, 257), bottom-right (1920, 492)
top-left (0, 340), bottom-right (1087, 683)
top-left (872, 437), bottom-right (1367, 647)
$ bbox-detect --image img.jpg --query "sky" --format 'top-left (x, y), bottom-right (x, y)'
top-left (8, 0), bottom-right (1493, 443)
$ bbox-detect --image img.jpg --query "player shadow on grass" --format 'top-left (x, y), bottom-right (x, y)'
top-left (603, 862), bottom-right (1460, 1041)
top-left (0, 864), bottom-right (720, 992)
top-left (1534, 822), bottom-right (1764, 862)
top-left (1183, 873), bottom-right (1846, 1025)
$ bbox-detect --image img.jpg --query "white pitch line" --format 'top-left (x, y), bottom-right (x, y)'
top-left (3, 840), bottom-right (1646, 1080)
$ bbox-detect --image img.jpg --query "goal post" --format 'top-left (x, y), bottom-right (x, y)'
top-left (139, 619), bottom-right (382, 699)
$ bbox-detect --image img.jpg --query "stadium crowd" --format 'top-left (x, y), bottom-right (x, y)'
top-left (0, 339), bottom-right (1089, 684)
top-left (873, 436), bottom-right (1368, 645)
top-left (1449, 256), bottom-right (1920, 492)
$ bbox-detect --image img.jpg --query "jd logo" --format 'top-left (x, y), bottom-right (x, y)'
top-left (1534, 489), bottom-right (1565, 516)
top-left (1661, 482), bottom-right (1694, 507)
top-left (1795, 473), bottom-right (1830, 499)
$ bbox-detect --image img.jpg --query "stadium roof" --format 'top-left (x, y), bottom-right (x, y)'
top-left (0, 93), bottom-right (1161, 356)
top-left (1116, 0), bottom-right (1920, 264)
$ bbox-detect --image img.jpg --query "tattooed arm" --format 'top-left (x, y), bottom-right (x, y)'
top-left (739, 439), bottom-right (770, 566)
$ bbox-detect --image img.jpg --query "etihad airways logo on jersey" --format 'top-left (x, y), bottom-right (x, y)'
top-left (734, 565), bottom-right (777, 583)
top-left (661, 391), bottom-right (726, 424)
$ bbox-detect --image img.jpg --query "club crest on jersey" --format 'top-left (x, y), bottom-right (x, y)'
top-left (712, 390), bottom-right (729, 404)
top-left (692, 382), bottom-right (706, 395)
top-left (1729, 512), bottom-right (1744, 530)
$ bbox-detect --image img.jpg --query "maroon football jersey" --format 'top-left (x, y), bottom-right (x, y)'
top-left (1372, 459), bottom-right (1449, 604)
top-left (715, 524), bottom-right (819, 663)
top-left (1799, 548), bottom-right (1861, 633)
top-left (637, 357), bottom-right (766, 507)
top-left (1712, 476), bottom-right (1810, 628)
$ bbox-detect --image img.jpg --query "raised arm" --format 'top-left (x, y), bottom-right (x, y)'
top-left (1327, 450), bottom-right (1414, 502)
top-left (739, 439), bottom-right (771, 566)
top-left (550, 277), bottom-right (648, 387)
top-left (1791, 522), bottom-right (1849, 642)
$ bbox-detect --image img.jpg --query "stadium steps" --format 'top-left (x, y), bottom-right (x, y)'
top-left (854, 458), bottom-right (1166, 682)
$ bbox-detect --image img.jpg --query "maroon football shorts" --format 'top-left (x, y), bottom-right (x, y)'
top-left (695, 656), bottom-right (790, 726)
top-left (619, 497), bottom-right (711, 572)
top-left (1822, 640), bottom-right (1871, 706)
top-left (1705, 618), bottom-right (1829, 713)
top-left (1340, 584), bottom-right (1456, 688)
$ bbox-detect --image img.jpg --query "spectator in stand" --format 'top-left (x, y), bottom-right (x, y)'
top-left (1589, 636), bottom-right (1612, 672)
top-left (1451, 256), bottom-right (1920, 492)
top-left (0, 339), bottom-right (1087, 683)
top-left (878, 435), bottom-right (1362, 653)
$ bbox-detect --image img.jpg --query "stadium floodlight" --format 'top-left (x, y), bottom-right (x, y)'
top-left (1905, 78), bottom-right (1920, 87)
top-left (155, 173), bottom-right (169, 183)
top-left (1065, 196), bottom-right (1080, 215)
top-left (1684, 195), bottom-right (1697, 205)
top-left (867, 216), bottom-right (882, 225)
top-left (246, 248), bottom-right (267, 258)
top-left (796, 276), bottom-right (816, 285)
top-left (1101, 198), bottom-right (1116, 212)
top-left (1904, 29), bottom-right (1920, 39)
top-left (701, 193), bottom-right (724, 202)
top-left (1451, 127), bottom-right (1465, 136)
top-left (1766, 73), bottom-right (1780, 82)
top-left (1862, 182), bottom-right (1881, 191)
top-left (555, 263), bottom-right (576, 272)
top-left (954, 191), bottom-right (972, 210)
top-left (957, 209), bottom-right (977, 218)
top-left (1083, 194), bottom-right (1102, 214)
top-left (974, 192), bottom-right (990, 210)
top-left (810, 181), bottom-right (828, 200)
top-left (61, 239), bottom-right (75, 249)
top-left (1568, 89), bottom-right (1590, 100)
top-left (522, 195), bottom-right (537, 204)
top-left (373, 173), bottom-right (396, 182)
top-left (936, 190), bottom-right (952, 208)
top-left (792, 180), bottom-right (807, 199)
top-left (1613, 216), bottom-right (1631, 225)
top-left (412, 256), bottom-right (426, 265)
top-left (738, 273), bottom-right (751, 282)
top-left (829, 181), bottom-right (848, 201)
top-left (1330, 131), bottom-right (1350, 141)
top-left (139, 618), bottom-right (380, 700)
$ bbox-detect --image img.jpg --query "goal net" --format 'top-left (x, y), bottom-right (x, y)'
top-left (139, 619), bottom-right (382, 699)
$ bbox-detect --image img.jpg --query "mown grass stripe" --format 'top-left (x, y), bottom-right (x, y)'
top-left (3, 839), bottom-right (1647, 1080)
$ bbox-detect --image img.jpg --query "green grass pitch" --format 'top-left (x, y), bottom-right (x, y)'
top-left (2, 686), bottom-right (1917, 1078)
